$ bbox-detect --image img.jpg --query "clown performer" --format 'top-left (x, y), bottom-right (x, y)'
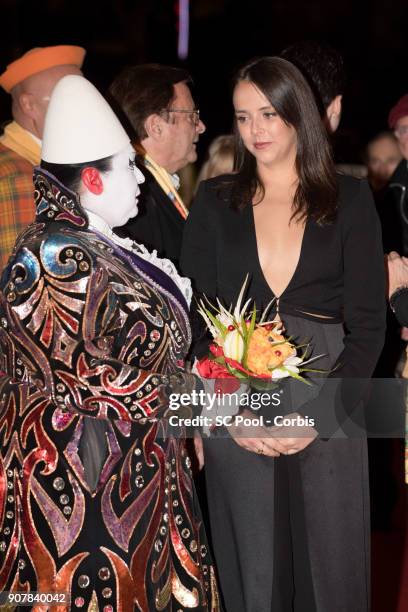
top-left (0, 76), bottom-right (220, 611)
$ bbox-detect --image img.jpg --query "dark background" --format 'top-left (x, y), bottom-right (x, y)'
top-left (1, 0), bottom-right (407, 164)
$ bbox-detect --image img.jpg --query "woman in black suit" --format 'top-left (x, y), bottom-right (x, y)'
top-left (181, 57), bottom-right (386, 611)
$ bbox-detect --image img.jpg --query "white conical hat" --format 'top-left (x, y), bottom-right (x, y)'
top-left (41, 75), bottom-right (130, 164)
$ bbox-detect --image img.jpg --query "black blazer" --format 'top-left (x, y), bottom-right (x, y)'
top-left (180, 173), bottom-right (386, 383)
top-left (116, 164), bottom-right (185, 265)
top-left (390, 287), bottom-right (408, 327)
top-left (377, 158), bottom-right (408, 255)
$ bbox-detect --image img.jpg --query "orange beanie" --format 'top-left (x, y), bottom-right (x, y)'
top-left (0, 45), bottom-right (86, 93)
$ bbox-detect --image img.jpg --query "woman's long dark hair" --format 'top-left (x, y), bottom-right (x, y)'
top-left (231, 56), bottom-right (338, 224)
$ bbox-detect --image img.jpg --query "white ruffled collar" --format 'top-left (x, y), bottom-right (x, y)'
top-left (86, 211), bottom-right (192, 306)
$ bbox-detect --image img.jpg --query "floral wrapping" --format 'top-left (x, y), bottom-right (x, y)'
top-left (0, 169), bottom-right (220, 611)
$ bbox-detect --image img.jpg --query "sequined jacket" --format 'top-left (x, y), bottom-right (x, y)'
top-left (0, 169), bottom-right (219, 611)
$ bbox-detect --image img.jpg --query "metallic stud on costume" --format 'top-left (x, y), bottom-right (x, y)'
top-left (98, 567), bottom-right (111, 581)
top-left (135, 476), bottom-right (144, 488)
top-left (53, 477), bottom-right (65, 491)
top-left (78, 575), bottom-right (90, 589)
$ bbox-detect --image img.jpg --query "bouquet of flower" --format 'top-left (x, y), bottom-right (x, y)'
top-left (196, 276), bottom-right (323, 391)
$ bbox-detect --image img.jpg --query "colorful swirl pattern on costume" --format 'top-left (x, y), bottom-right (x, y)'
top-left (0, 169), bottom-right (220, 611)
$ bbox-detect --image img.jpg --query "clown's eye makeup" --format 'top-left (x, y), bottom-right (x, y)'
top-left (129, 158), bottom-right (136, 171)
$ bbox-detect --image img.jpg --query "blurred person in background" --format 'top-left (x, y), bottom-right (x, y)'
top-left (196, 134), bottom-right (235, 185)
top-left (366, 131), bottom-right (402, 194)
top-left (109, 64), bottom-right (205, 266)
top-left (386, 252), bottom-right (408, 612)
top-left (282, 43), bottom-right (406, 538)
top-left (387, 251), bottom-right (408, 483)
top-left (281, 40), bottom-right (344, 134)
top-left (382, 94), bottom-right (408, 255)
top-left (281, 40), bottom-right (366, 179)
top-left (366, 96), bottom-right (408, 535)
top-left (0, 45), bottom-right (85, 269)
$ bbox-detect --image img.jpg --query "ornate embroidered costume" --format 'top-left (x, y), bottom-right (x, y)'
top-left (0, 169), bottom-right (219, 611)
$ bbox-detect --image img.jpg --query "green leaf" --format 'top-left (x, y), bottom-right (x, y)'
top-left (267, 338), bottom-right (292, 347)
top-left (242, 306), bottom-right (257, 367)
top-left (226, 363), bottom-right (247, 380)
top-left (280, 367), bottom-right (312, 385)
top-left (240, 315), bottom-right (248, 342)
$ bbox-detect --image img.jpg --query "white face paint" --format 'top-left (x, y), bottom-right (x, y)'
top-left (102, 144), bottom-right (145, 228)
top-left (81, 144), bottom-right (145, 229)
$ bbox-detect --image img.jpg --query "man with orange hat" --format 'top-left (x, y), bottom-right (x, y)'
top-left (0, 45), bottom-right (85, 269)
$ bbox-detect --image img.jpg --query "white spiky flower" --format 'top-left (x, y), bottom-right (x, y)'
top-left (197, 302), bottom-right (219, 339)
top-left (215, 299), bottom-right (235, 328)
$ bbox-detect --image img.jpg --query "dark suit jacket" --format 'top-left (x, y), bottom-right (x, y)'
top-left (391, 287), bottom-right (408, 327)
top-left (116, 164), bottom-right (185, 265)
top-left (377, 158), bottom-right (408, 255)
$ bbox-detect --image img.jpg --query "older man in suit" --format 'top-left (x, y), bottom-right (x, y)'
top-left (109, 64), bottom-right (205, 266)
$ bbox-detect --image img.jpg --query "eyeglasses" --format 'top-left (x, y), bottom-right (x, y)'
top-left (164, 108), bottom-right (201, 127)
top-left (394, 125), bottom-right (408, 139)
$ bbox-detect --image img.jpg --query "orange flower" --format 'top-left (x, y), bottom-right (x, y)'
top-left (246, 327), bottom-right (295, 376)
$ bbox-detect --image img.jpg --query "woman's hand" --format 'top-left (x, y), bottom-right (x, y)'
top-left (270, 412), bottom-right (318, 454)
top-left (228, 409), bottom-right (287, 457)
top-left (387, 251), bottom-right (408, 298)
